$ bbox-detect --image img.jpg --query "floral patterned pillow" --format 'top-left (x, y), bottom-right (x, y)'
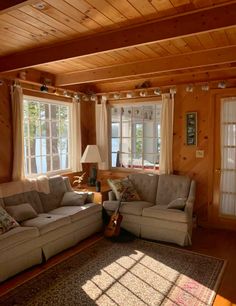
top-left (107, 178), bottom-right (141, 201)
top-left (0, 206), bottom-right (19, 235)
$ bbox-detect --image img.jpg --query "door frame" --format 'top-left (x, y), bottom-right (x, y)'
top-left (210, 88), bottom-right (236, 230)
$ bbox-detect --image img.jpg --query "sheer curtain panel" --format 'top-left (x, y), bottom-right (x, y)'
top-left (71, 98), bottom-right (82, 172)
top-left (96, 97), bottom-right (109, 170)
top-left (159, 93), bottom-right (174, 174)
top-left (11, 84), bottom-right (25, 180)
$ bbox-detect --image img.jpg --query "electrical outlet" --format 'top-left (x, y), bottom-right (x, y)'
top-left (196, 150), bottom-right (204, 158)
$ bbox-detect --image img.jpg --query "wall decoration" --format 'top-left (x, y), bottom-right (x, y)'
top-left (186, 112), bottom-right (197, 145)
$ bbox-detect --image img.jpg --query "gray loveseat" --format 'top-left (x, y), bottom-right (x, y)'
top-left (0, 176), bottom-right (102, 282)
top-left (103, 173), bottom-right (196, 246)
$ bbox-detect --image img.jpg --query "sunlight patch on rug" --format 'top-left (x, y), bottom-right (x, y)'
top-left (0, 239), bottom-right (226, 306)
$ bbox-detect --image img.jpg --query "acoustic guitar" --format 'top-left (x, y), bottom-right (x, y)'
top-left (104, 188), bottom-right (127, 238)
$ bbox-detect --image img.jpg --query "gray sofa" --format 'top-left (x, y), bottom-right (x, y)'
top-left (0, 176), bottom-right (102, 282)
top-left (103, 173), bottom-right (196, 246)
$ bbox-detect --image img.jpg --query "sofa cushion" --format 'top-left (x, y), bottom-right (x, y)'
top-left (142, 205), bottom-right (189, 223)
top-left (0, 206), bottom-right (19, 234)
top-left (49, 203), bottom-right (102, 223)
top-left (21, 213), bottom-right (71, 235)
top-left (167, 198), bottom-right (186, 210)
top-left (39, 176), bottom-right (67, 212)
top-left (6, 203), bottom-right (38, 222)
top-left (128, 173), bottom-right (159, 203)
top-left (3, 191), bottom-right (44, 214)
top-left (60, 192), bottom-right (87, 206)
top-left (0, 226), bottom-right (39, 250)
top-left (156, 174), bottom-right (191, 206)
top-left (103, 200), bottom-right (153, 216)
top-left (107, 178), bottom-right (140, 201)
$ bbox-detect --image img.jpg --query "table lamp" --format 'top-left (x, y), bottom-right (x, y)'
top-left (80, 145), bottom-right (102, 186)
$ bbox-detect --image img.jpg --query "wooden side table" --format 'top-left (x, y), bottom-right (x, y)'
top-left (74, 185), bottom-right (110, 205)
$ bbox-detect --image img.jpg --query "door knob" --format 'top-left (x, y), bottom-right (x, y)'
top-left (215, 168), bottom-right (221, 173)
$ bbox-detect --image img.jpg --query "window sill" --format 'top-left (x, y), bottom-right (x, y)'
top-left (25, 169), bottom-right (72, 179)
top-left (110, 167), bottom-right (160, 174)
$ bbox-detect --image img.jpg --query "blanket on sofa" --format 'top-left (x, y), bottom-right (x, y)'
top-left (0, 176), bottom-right (50, 199)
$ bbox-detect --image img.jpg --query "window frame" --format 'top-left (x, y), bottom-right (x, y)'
top-left (110, 101), bottom-right (162, 171)
top-left (23, 95), bottom-right (73, 177)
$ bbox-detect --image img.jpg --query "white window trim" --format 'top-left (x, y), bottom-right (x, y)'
top-left (23, 95), bottom-right (73, 177)
top-left (110, 100), bottom-right (162, 172)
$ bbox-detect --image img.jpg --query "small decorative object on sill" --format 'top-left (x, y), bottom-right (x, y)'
top-left (96, 181), bottom-right (101, 192)
top-left (72, 172), bottom-right (86, 189)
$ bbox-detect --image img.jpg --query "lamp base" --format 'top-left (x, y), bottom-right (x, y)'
top-left (88, 165), bottom-right (97, 186)
top-left (88, 177), bottom-right (96, 186)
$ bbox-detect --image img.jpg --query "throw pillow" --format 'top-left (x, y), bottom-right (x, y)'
top-left (167, 198), bottom-right (187, 210)
top-left (107, 178), bottom-right (141, 201)
top-left (6, 203), bottom-right (38, 223)
top-left (60, 192), bottom-right (88, 206)
top-left (0, 206), bottom-right (19, 235)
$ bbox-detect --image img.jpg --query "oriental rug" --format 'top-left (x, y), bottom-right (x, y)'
top-left (0, 238), bottom-right (226, 306)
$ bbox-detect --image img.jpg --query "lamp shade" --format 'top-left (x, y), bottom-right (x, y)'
top-left (80, 145), bottom-right (102, 163)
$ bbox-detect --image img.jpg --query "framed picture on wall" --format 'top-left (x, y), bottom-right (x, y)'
top-left (186, 112), bottom-right (197, 145)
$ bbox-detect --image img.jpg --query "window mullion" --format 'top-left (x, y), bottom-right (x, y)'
top-left (39, 104), bottom-right (42, 174)
top-left (27, 103), bottom-right (31, 175)
top-left (49, 104), bottom-right (53, 172)
top-left (142, 106), bottom-right (144, 170)
top-left (131, 107), bottom-right (133, 169)
top-left (120, 108), bottom-right (122, 167)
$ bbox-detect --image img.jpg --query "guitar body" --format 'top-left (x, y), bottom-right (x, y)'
top-left (104, 212), bottom-right (123, 238)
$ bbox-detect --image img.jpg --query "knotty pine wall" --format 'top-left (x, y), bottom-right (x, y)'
top-left (173, 85), bottom-right (213, 221)
top-left (97, 85), bottom-right (214, 222)
top-left (0, 82), bottom-right (233, 224)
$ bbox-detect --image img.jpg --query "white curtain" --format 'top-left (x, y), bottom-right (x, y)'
top-left (96, 96), bottom-right (109, 170)
top-left (159, 93), bottom-right (174, 174)
top-left (11, 84), bottom-right (25, 181)
top-left (71, 98), bottom-right (82, 172)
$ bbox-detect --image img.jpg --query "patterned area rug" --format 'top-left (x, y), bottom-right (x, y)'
top-left (0, 238), bottom-right (226, 306)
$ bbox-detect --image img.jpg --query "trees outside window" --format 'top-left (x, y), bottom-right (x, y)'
top-left (23, 96), bottom-right (71, 176)
top-left (111, 103), bottom-right (161, 170)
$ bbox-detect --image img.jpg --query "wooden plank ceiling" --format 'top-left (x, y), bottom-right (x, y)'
top-left (0, 0), bottom-right (236, 91)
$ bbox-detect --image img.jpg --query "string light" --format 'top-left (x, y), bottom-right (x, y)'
top-left (40, 84), bottom-right (48, 92)
top-left (218, 81), bottom-right (226, 89)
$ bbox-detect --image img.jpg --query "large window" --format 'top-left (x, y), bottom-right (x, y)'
top-left (111, 103), bottom-right (161, 170)
top-left (23, 96), bottom-right (72, 176)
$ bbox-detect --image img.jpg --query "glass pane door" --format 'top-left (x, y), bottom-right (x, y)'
top-left (220, 97), bottom-right (236, 216)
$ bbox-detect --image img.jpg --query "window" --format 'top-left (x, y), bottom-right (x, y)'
top-left (111, 103), bottom-right (161, 170)
top-left (23, 96), bottom-right (72, 176)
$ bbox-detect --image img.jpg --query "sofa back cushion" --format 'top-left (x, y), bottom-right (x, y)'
top-left (0, 181), bottom-right (44, 213)
top-left (5, 203), bottom-right (38, 222)
top-left (39, 176), bottom-right (67, 212)
top-left (128, 173), bottom-right (159, 203)
top-left (155, 174), bottom-right (191, 206)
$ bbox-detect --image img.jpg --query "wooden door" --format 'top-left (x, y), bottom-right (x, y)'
top-left (212, 95), bottom-right (236, 230)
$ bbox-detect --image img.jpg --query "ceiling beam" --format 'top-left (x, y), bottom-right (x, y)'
top-left (0, 2), bottom-right (236, 72)
top-left (93, 67), bottom-right (236, 92)
top-left (55, 46), bottom-right (236, 86)
top-left (0, 0), bottom-right (36, 13)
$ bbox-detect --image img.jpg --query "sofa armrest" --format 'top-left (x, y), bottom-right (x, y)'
top-left (184, 180), bottom-right (196, 219)
top-left (108, 191), bottom-right (116, 201)
top-left (103, 200), bottom-right (120, 212)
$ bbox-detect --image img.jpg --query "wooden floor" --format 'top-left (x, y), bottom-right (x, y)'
top-left (0, 228), bottom-right (236, 306)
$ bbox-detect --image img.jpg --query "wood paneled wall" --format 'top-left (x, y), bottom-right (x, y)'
top-left (173, 85), bottom-right (213, 221)
top-left (0, 81), bottom-right (12, 183)
top-left (0, 81), bottom-right (235, 227)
